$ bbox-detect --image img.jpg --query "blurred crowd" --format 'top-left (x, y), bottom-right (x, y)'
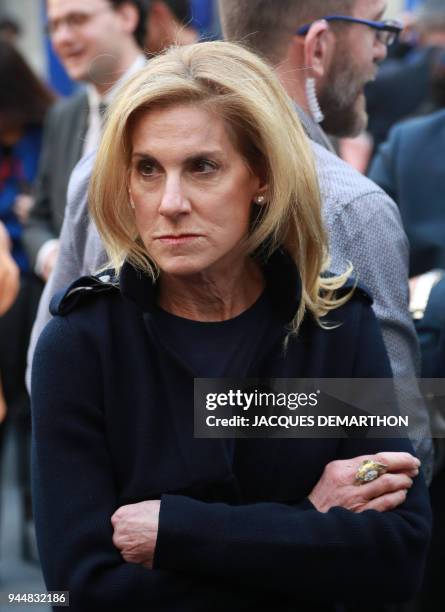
top-left (0, 0), bottom-right (445, 610)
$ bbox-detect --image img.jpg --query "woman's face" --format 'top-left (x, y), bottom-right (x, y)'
top-left (129, 103), bottom-right (264, 278)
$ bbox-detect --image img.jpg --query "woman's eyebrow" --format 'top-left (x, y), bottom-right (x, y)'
top-left (131, 152), bottom-right (156, 160)
top-left (184, 150), bottom-right (224, 162)
top-left (131, 150), bottom-right (224, 162)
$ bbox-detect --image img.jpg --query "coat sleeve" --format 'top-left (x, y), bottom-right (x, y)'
top-left (25, 151), bottom-right (102, 392)
top-left (25, 220), bottom-right (80, 390)
top-left (31, 315), bottom-right (247, 611)
top-left (154, 304), bottom-right (432, 604)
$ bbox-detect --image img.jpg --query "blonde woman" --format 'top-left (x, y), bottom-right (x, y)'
top-left (31, 42), bottom-right (430, 611)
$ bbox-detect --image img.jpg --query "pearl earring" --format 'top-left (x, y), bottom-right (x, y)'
top-left (255, 195), bottom-right (266, 205)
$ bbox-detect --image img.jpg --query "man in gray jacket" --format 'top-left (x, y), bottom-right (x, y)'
top-left (23, 0), bottom-right (148, 282)
top-left (29, 0), bottom-right (433, 478)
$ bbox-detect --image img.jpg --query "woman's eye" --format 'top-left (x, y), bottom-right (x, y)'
top-left (137, 160), bottom-right (157, 177)
top-left (192, 159), bottom-right (218, 174)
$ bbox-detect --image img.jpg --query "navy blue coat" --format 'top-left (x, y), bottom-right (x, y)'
top-left (369, 109), bottom-right (445, 277)
top-left (31, 251), bottom-right (431, 611)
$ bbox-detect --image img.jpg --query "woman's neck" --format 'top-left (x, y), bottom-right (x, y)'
top-left (158, 258), bottom-right (265, 322)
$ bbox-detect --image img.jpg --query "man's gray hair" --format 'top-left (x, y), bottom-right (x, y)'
top-left (218, 0), bottom-right (355, 63)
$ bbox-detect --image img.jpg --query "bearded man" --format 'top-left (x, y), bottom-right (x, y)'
top-left (219, 0), bottom-right (433, 478)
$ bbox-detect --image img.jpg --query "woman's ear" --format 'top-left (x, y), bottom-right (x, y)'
top-left (303, 20), bottom-right (335, 80)
top-left (257, 182), bottom-right (269, 196)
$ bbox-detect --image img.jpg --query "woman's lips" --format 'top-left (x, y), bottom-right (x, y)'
top-left (157, 234), bottom-right (201, 245)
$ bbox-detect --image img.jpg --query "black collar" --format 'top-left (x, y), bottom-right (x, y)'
top-left (119, 248), bottom-right (302, 324)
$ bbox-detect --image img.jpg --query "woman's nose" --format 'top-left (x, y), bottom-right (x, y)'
top-left (158, 177), bottom-right (191, 218)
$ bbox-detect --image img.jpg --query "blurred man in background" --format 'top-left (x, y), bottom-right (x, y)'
top-left (23, 0), bottom-right (148, 283)
top-left (369, 102), bottom-right (445, 280)
top-left (367, 0), bottom-right (445, 158)
top-left (218, 0), bottom-right (432, 477)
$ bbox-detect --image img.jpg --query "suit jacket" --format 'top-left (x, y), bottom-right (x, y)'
top-left (365, 47), bottom-right (439, 156)
top-left (22, 90), bottom-right (88, 268)
top-left (369, 109), bottom-right (445, 277)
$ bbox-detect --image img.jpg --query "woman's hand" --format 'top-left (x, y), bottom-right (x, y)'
top-left (111, 500), bottom-right (160, 568)
top-left (308, 452), bottom-right (420, 513)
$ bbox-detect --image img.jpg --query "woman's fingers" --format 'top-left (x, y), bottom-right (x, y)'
top-left (359, 472), bottom-right (413, 500)
top-left (406, 468), bottom-right (420, 478)
top-left (336, 452), bottom-right (419, 485)
top-left (373, 451), bottom-right (420, 472)
top-left (309, 452), bottom-right (419, 513)
top-left (345, 474), bottom-right (413, 512)
top-left (357, 489), bottom-right (408, 513)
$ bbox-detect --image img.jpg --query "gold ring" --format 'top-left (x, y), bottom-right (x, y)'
top-left (354, 459), bottom-right (388, 485)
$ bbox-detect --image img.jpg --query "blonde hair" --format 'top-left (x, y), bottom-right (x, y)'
top-left (89, 40), bottom-right (352, 333)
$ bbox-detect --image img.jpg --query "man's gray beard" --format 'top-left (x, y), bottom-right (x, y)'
top-left (318, 63), bottom-right (369, 138)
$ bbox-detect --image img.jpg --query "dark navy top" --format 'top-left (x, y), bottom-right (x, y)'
top-left (153, 290), bottom-right (272, 378)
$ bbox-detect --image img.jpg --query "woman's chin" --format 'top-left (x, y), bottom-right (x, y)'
top-left (157, 256), bottom-right (211, 277)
